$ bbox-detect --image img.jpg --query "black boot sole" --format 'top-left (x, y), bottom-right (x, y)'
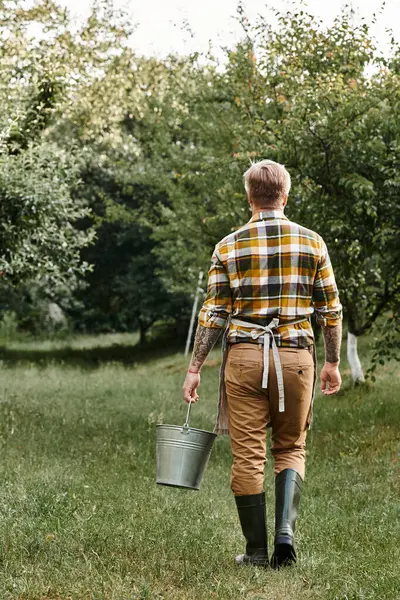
top-left (270, 538), bottom-right (296, 569)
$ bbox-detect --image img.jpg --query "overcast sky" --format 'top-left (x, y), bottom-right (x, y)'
top-left (57, 0), bottom-right (400, 57)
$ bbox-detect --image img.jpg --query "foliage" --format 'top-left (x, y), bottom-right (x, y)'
top-left (251, 9), bottom-right (400, 340)
top-left (0, 311), bottom-right (20, 344)
top-left (140, 6), bottom-right (400, 364)
top-left (0, 144), bottom-right (94, 288)
top-left (36, 13), bottom-right (193, 336)
top-left (0, 0), bottom-right (111, 288)
top-left (1, 0), bottom-right (399, 361)
top-left (73, 198), bottom-right (189, 340)
top-left (367, 307), bottom-right (400, 381)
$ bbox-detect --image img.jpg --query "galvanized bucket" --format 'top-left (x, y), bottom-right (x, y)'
top-left (156, 401), bottom-right (217, 490)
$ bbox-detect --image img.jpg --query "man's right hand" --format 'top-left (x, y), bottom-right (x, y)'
top-left (182, 371), bottom-right (201, 404)
top-left (320, 362), bottom-right (342, 395)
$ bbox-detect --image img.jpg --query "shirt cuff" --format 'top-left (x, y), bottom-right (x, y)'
top-left (198, 308), bottom-right (229, 329)
top-left (315, 310), bottom-right (343, 327)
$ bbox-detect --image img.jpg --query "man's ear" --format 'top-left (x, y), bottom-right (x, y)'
top-left (282, 194), bottom-right (288, 207)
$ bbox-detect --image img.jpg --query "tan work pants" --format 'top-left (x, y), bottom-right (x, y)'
top-left (225, 343), bottom-right (314, 496)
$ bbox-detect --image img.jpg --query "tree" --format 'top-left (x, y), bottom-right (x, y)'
top-left (0, 0), bottom-right (109, 288)
top-left (244, 8), bottom-right (400, 380)
top-left (0, 144), bottom-right (94, 288)
top-left (52, 48), bottom-right (194, 337)
top-left (146, 6), bottom-right (400, 377)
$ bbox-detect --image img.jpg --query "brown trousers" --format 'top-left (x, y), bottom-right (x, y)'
top-left (225, 343), bottom-right (314, 496)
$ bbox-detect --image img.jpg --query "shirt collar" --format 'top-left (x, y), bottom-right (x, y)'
top-left (249, 209), bottom-right (289, 223)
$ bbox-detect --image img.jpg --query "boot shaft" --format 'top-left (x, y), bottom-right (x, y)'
top-left (274, 469), bottom-right (302, 538)
top-left (235, 492), bottom-right (268, 557)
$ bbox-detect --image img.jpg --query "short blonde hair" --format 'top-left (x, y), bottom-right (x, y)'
top-left (243, 159), bottom-right (291, 207)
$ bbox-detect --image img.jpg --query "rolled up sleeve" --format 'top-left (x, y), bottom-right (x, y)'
top-left (313, 242), bottom-right (342, 327)
top-left (198, 248), bottom-right (232, 329)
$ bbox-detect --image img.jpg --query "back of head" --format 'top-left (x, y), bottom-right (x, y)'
top-left (243, 160), bottom-right (291, 208)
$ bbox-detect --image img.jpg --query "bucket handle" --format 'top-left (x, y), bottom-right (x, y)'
top-left (183, 399), bottom-right (192, 429)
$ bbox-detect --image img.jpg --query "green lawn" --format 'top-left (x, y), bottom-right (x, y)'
top-left (0, 335), bottom-right (398, 599)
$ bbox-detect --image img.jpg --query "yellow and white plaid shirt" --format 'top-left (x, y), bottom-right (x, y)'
top-left (198, 209), bottom-right (342, 347)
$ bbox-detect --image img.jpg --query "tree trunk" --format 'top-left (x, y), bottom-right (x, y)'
top-left (139, 321), bottom-right (148, 345)
top-left (347, 331), bottom-right (365, 383)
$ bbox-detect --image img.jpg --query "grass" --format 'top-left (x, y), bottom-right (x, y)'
top-left (0, 334), bottom-right (398, 599)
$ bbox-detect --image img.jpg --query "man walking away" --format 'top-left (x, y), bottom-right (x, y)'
top-left (183, 160), bottom-right (342, 568)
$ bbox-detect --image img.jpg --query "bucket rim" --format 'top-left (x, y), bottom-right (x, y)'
top-left (156, 423), bottom-right (217, 437)
top-left (156, 481), bottom-right (200, 490)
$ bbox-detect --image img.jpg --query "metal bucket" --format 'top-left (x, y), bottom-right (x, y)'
top-left (156, 401), bottom-right (217, 490)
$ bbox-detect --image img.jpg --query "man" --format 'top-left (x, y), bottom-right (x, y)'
top-left (183, 159), bottom-right (342, 568)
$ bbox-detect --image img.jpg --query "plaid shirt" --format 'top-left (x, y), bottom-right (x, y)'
top-left (198, 209), bottom-right (342, 347)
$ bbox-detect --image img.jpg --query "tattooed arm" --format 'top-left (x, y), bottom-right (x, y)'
top-left (320, 321), bottom-right (342, 396)
top-left (321, 320), bottom-right (342, 363)
top-left (312, 240), bottom-right (343, 396)
top-left (182, 325), bottom-right (222, 404)
top-left (183, 245), bottom-right (231, 403)
top-left (189, 324), bottom-right (222, 372)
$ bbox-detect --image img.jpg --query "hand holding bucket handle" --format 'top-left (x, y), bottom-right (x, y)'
top-left (182, 371), bottom-right (200, 404)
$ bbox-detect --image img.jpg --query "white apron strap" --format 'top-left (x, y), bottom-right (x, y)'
top-left (230, 316), bottom-right (308, 413)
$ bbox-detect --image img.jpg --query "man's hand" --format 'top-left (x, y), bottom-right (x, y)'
top-left (320, 362), bottom-right (342, 395)
top-left (183, 371), bottom-right (201, 404)
top-left (182, 324), bottom-right (222, 404)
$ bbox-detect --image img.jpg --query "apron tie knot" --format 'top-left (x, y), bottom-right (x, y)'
top-left (230, 316), bottom-right (306, 413)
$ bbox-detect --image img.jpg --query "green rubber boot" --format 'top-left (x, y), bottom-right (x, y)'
top-left (234, 492), bottom-right (269, 567)
top-left (270, 469), bottom-right (303, 569)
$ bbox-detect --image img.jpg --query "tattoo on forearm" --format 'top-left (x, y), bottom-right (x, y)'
top-left (322, 321), bottom-right (342, 363)
top-left (190, 325), bottom-right (222, 371)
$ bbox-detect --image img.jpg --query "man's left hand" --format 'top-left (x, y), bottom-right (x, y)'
top-left (183, 371), bottom-right (201, 404)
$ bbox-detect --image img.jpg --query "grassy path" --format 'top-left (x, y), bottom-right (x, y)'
top-left (0, 336), bottom-right (398, 599)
